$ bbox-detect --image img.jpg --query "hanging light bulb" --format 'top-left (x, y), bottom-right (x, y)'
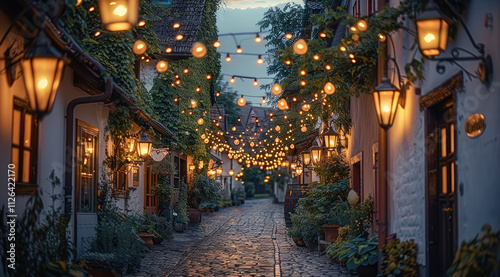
top-left (257, 55), bottom-right (264, 64)
top-left (206, 74), bottom-right (212, 80)
top-left (176, 34), bottom-right (184, 41)
top-left (253, 79), bottom-right (259, 86)
top-left (230, 76), bottom-right (236, 83)
top-left (226, 53), bottom-right (232, 62)
top-left (262, 97), bottom-right (267, 104)
top-left (215, 91), bottom-right (221, 97)
top-left (255, 33), bottom-right (262, 43)
top-left (357, 19), bottom-right (368, 31)
top-left (378, 33), bottom-right (387, 42)
top-left (237, 95), bottom-right (246, 106)
top-left (271, 83), bottom-right (282, 95)
top-left (132, 40), bottom-right (147, 55)
top-left (237, 116), bottom-right (241, 122)
top-left (173, 23), bottom-right (180, 28)
top-left (213, 40), bottom-right (221, 48)
top-left (325, 64), bottom-right (332, 70)
top-left (197, 118), bottom-right (204, 125)
top-left (232, 125), bottom-right (237, 131)
top-left (196, 86), bottom-right (201, 92)
top-left (293, 38), bottom-right (308, 55)
top-left (313, 54), bottom-right (320, 61)
top-left (236, 45), bottom-right (243, 54)
top-left (191, 41), bottom-right (207, 58)
top-left (285, 33), bottom-right (293, 39)
top-left (300, 80), bottom-right (307, 87)
top-left (156, 60), bottom-right (168, 73)
top-left (339, 46), bottom-right (347, 52)
top-left (301, 126), bottom-right (307, 132)
top-left (284, 59), bottom-right (292, 66)
top-left (275, 125), bottom-right (281, 132)
top-left (183, 68), bottom-right (189, 74)
top-left (319, 32), bottom-right (327, 38)
top-left (324, 82), bottom-right (335, 95)
top-left (278, 98), bottom-right (288, 110)
top-left (299, 69), bottom-right (307, 76)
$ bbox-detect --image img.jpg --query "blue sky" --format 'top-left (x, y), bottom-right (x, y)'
top-left (216, 1), bottom-right (302, 106)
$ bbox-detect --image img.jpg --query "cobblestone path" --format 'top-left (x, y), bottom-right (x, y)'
top-left (126, 198), bottom-right (355, 277)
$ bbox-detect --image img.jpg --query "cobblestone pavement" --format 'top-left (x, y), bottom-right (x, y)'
top-left (126, 198), bottom-right (356, 277)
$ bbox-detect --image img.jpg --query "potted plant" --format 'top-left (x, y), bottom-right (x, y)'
top-left (446, 224), bottom-right (499, 277)
top-left (152, 176), bottom-right (173, 217)
top-left (380, 237), bottom-right (417, 277)
top-left (135, 222), bottom-right (162, 249)
top-left (143, 213), bottom-right (174, 244)
top-left (341, 236), bottom-right (379, 277)
top-left (322, 200), bottom-right (351, 243)
top-left (173, 181), bottom-right (189, 232)
top-left (188, 175), bottom-right (222, 223)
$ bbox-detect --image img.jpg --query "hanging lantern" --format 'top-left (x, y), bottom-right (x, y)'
top-left (234, 139), bottom-right (240, 145)
top-left (272, 83), bottom-right (282, 95)
top-left (20, 29), bottom-right (65, 114)
top-left (373, 77), bottom-right (400, 129)
top-left (415, 1), bottom-right (449, 57)
top-left (98, 0), bottom-right (139, 31)
top-left (278, 98), bottom-right (287, 110)
top-left (295, 166), bottom-right (303, 175)
top-left (216, 167), bottom-right (223, 175)
top-left (290, 162), bottom-right (297, 170)
top-left (310, 146), bottom-right (322, 166)
top-left (197, 118), bottom-right (204, 125)
top-left (324, 82), bottom-right (335, 95)
top-left (323, 123), bottom-right (339, 149)
top-left (156, 60), bottom-right (168, 73)
top-left (132, 40), bottom-right (147, 55)
top-left (237, 95), bottom-right (246, 106)
top-left (137, 131), bottom-right (153, 159)
top-left (301, 151), bottom-right (311, 167)
top-left (192, 41), bottom-right (207, 58)
top-left (293, 38), bottom-right (308, 55)
top-left (302, 103), bottom-right (311, 112)
top-left (229, 169), bottom-right (235, 176)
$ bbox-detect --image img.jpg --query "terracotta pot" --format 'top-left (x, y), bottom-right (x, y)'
top-left (138, 232), bottom-right (154, 249)
top-left (187, 208), bottom-right (202, 224)
top-left (356, 263), bottom-right (378, 277)
top-left (322, 224), bottom-right (340, 243)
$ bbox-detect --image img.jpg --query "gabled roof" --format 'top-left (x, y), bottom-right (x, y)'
top-left (154, 0), bottom-right (207, 57)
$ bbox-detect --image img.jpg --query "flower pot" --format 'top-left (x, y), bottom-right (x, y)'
top-left (187, 208), bottom-right (202, 224)
top-left (174, 222), bottom-right (185, 233)
top-left (356, 263), bottom-right (378, 277)
top-left (138, 232), bottom-right (154, 249)
top-left (322, 224), bottom-right (340, 243)
top-left (152, 237), bottom-right (163, 244)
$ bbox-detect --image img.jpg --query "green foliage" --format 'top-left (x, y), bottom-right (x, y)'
top-left (80, 181), bottom-right (146, 273)
top-left (288, 205), bottom-right (319, 243)
top-left (313, 152), bottom-right (350, 184)
top-left (341, 236), bottom-right (379, 270)
top-left (380, 238), bottom-right (418, 277)
top-left (231, 188), bottom-right (246, 205)
top-left (217, 197), bottom-right (233, 208)
top-left (348, 195), bottom-right (374, 239)
top-left (447, 225), bottom-right (499, 277)
top-left (244, 181), bottom-right (255, 198)
top-left (188, 175), bottom-right (222, 208)
top-left (326, 240), bottom-right (350, 264)
top-left (143, 214), bottom-right (174, 242)
top-left (174, 181), bottom-right (189, 224)
top-left (0, 171), bottom-right (81, 277)
top-left (135, 222), bottom-right (162, 238)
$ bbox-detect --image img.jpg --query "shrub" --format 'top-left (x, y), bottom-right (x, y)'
top-left (380, 238), bottom-right (417, 277)
top-left (174, 181), bottom-right (189, 223)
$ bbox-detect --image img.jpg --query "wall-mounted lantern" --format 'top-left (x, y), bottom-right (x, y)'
top-left (137, 131), bottom-right (153, 159)
top-left (98, 0), bottom-right (139, 31)
top-left (301, 150), bottom-right (311, 167)
top-left (415, 2), bottom-right (449, 57)
top-left (309, 146), bottom-right (322, 166)
top-left (373, 77), bottom-right (400, 129)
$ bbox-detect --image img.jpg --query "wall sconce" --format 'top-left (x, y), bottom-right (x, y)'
top-left (415, 1), bottom-right (493, 84)
top-left (322, 121), bottom-right (339, 149)
top-left (301, 150), bottom-right (311, 167)
top-left (136, 131), bottom-right (152, 159)
top-left (373, 77), bottom-right (400, 129)
top-left (295, 165), bottom-right (303, 175)
top-left (98, 0), bottom-right (139, 31)
top-left (20, 29), bottom-right (65, 115)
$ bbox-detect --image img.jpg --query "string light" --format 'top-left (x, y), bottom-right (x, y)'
top-left (237, 95), bottom-right (246, 106)
top-left (183, 68), bottom-right (189, 74)
top-left (94, 31), bottom-right (101, 37)
top-left (197, 118), bottom-right (204, 125)
top-left (230, 76), bottom-right (236, 83)
top-left (213, 41), bottom-right (221, 48)
top-left (300, 80), bottom-right (307, 87)
top-left (313, 54), bottom-right (320, 61)
top-left (325, 64), bottom-right (332, 70)
top-left (255, 33), bottom-right (262, 43)
top-left (262, 97), bottom-right (267, 104)
top-left (378, 33), bottom-right (386, 42)
top-left (215, 92), bottom-right (221, 97)
top-left (196, 86), bottom-right (201, 92)
top-left (166, 47), bottom-right (172, 53)
top-left (324, 82), bottom-right (335, 95)
top-left (357, 19), bottom-right (368, 31)
top-left (132, 40), bottom-right (147, 55)
top-left (271, 83), bottom-right (282, 95)
top-left (156, 60), bottom-right (168, 73)
top-left (257, 55), bottom-right (264, 64)
top-left (253, 79), bottom-right (259, 86)
top-left (350, 26), bottom-right (357, 32)
top-left (285, 33), bottom-right (293, 39)
top-left (192, 42), bottom-right (207, 58)
top-left (236, 45), bottom-right (243, 54)
top-left (89, 6), bottom-right (95, 12)
top-left (176, 34), bottom-right (184, 41)
top-left (173, 23), bottom-right (180, 28)
top-left (278, 98), bottom-right (287, 110)
top-left (293, 38), bottom-right (308, 55)
top-left (284, 59), bottom-right (292, 65)
top-left (319, 32), bottom-right (327, 38)
top-left (226, 54), bottom-right (231, 62)
top-left (339, 46), bottom-right (347, 52)
top-left (206, 74), bottom-right (212, 80)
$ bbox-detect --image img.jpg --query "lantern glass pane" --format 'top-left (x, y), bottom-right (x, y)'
top-left (417, 18), bottom-right (447, 56)
top-left (99, 0), bottom-right (139, 31)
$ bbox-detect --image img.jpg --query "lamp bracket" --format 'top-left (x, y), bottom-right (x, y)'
top-left (429, 47), bottom-right (492, 85)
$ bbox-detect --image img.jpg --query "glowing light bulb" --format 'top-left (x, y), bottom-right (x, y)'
top-left (339, 46), bottom-right (347, 52)
top-left (176, 34), bottom-right (183, 41)
top-left (262, 97), bottom-right (267, 104)
top-left (156, 60), bottom-right (168, 73)
top-left (255, 34), bottom-right (262, 43)
top-left (165, 47), bottom-right (172, 53)
top-left (213, 41), bottom-right (220, 48)
top-left (272, 83), bottom-right (282, 95)
top-left (253, 79), bottom-right (259, 86)
top-left (38, 79), bottom-right (48, 89)
top-left (226, 54), bottom-right (231, 62)
top-left (138, 20), bottom-right (146, 27)
top-left (324, 82), bottom-right (335, 95)
top-left (237, 95), bottom-right (246, 106)
top-left (257, 55), bottom-right (264, 64)
top-left (285, 33), bottom-right (293, 39)
top-left (357, 19), bottom-right (368, 31)
top-left (173, 23), bottom-right (180, 28)
top-left (236, 45), bottom-right (243, 54)
top-left (325, 64), bottom-right (332, 70)
top-left (424, 33), bottom-right (436, 42)
top-left (230, 76), bottom-right (235, 83)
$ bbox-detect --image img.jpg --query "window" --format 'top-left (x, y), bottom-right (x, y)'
top-left (76, 120), bottom-right (98, 212)
top-left (11, 98), bottom-right (38, 191)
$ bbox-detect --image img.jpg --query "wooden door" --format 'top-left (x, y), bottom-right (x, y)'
top-left (144, 165), bottom-right (158, 214)
top-left (426, 97), bottom-right (457, 276)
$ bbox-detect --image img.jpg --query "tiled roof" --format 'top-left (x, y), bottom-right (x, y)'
top-left (154, 0), bottom-right (207, 55)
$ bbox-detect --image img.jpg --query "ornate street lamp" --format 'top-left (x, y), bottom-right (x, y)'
top-left (373, 77), bottom-right (400, 129)
top-left (290, 162), bottom-right (297, 170)
top-left (323, 122), bottom-right (339, 149)
top-left (21, 29), bottom-right (65, 114)
top-left (137, 131), bottom-right (153, 159)
top-left (301, 150), bottom-right (311, 167)
top-left (309, 146), bottom-right (322, 166)
top-left (415, 1), bottom-right (449, 57)
top-left (98, 0), bottom-right (139, 31)
top-left (295, 165), bottom-right (303, 176)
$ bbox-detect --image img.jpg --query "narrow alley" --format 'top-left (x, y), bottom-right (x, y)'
top-left (127, 198), bottom-right (352, 277)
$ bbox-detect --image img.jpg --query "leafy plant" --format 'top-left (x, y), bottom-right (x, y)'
top-left (153, 175), bottom-right (174, 216)
top-left (135, 222), bottom-right (162, 238)
top-left (143, 214), bottom-right (174, 242)
top-left (341, 236), bottom-right (379, 270)
top-left (348, 195), bottom-right (374, 239)
top-left (288, 205), bottom-right (319, 243)
top-left (189, 175), bottom-right (222, 208)
top-left (327, 241), bottom-right (350, 264)
top-left (174, 181), bottom-right (189, 224)
top-left (447, 225), bottom-right (499, 277)
top-left (313, 152), bottom-right (350, 184)
top-left (380, 238), bottom-right (417, 277)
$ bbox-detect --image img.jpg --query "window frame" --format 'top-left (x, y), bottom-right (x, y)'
top-left (75, 120), bottom-right (99, 213)
top-left (11, 97), bottom-right (39, 194)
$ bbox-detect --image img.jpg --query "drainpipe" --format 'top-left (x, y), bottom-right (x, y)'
top-left (64, 78), bottom-right (113, 246)
top-left (377, 0), bottom-right (388, 249)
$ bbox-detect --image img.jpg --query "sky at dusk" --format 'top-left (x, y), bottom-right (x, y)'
top-left (216, 1), bottom-right (303, 106)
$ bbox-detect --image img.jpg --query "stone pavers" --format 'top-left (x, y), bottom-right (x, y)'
top-left (125, 198), bottom-right (355, 277)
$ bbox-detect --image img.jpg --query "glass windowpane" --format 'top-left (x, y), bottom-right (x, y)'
top-left (451, 162), bottom-right (455, 193)
top-left (441, 165), bottom-right (447, 194)
top-left (24, 113), bottom-right (32, 147)
top-left (450, 124), bottom-right (455, 154)
top-left (441, 127), bottom-right (447, 157)
top-left (23, 150), bottom-right (31, 183)
top-left (12, 110), bottom-right (21, 145)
